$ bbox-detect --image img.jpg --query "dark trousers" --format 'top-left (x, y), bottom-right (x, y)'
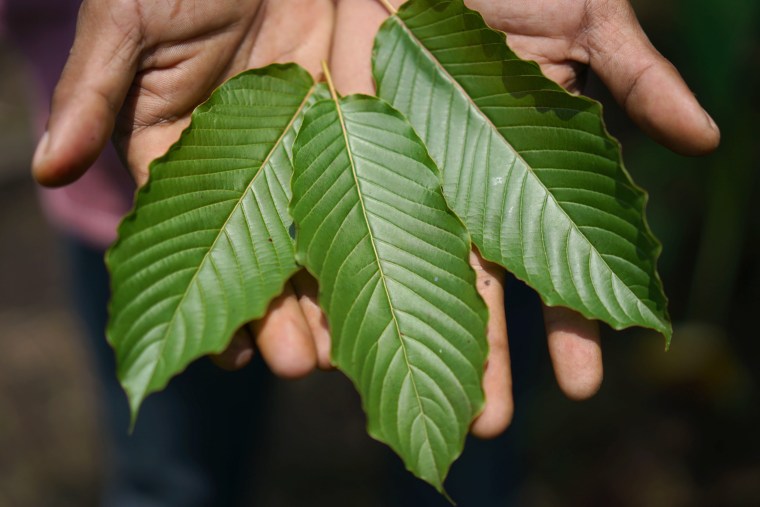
top-left (65, 238), bottom-right (269, 507)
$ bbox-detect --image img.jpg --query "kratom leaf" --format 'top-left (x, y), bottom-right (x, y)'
top-left (374, 0), bottom-right (672, 341)
top-left (107, 64), bottom-right (329, 419)
top-left (291, 91), bottom-right (488, 492)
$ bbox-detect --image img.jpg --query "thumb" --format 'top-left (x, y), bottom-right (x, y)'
top-left (585, 0), bottom-right (720, 156)
top-left (32, 2), bottom-right (140, 186)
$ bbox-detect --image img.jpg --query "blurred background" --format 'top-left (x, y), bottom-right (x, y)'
top-left (0, 0), bottom-right (758, 506)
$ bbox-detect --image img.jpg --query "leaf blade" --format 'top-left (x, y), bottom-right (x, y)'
top-left (291, 94), bottom-right (488, 492)
top-left (373, 0), bottom-right (671, 340)
top-left (107, 64), bottom-right (329, 418)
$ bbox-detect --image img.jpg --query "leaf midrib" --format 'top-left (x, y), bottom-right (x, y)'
top-left (389, 13), bottom-right (666, 332)
top-left (135, 84), bottom-right (318, 402)
top-left (334, 97), bottom-right (438, 478)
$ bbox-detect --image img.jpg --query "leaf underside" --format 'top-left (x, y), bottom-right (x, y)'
top-left (106, 64), bottom-right (329, 419)
top-left (374, 0), bottom-right (672, 341)
top-left (291, 94), bottom-right (488, 492)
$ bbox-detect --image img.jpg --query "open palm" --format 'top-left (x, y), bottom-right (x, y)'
top-left (34, 0), bottom-right (335, 186)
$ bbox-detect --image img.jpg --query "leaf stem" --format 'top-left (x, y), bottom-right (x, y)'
top-left (322, 60), bottom-right (339, 103)
top-left (377, 0), bottom-right (397, 15)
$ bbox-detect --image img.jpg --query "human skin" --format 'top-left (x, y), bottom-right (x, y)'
top-left (32, 0), bottom-right (719, 439)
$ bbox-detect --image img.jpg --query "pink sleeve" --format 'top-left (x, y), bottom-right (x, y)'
top-left (38, 154), bottom-right (136, 249)
top-left (5, 0), bottom-right (137, 249)
top-left (0, 0), bottom-right (6, 37)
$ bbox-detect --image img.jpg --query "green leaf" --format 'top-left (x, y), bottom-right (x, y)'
top-left (106, 64), bottom-right (329, 419)
top-left (374, 0), bottom-right (672, 341)
top-left (291, 92), bottom-right (488, 492)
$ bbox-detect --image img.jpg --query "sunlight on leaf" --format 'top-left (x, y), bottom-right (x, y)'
top-left (107, 64), bottom-right (329, 420)
top-left (374, 0), bottom-right (672, 342)
top-left (291, 91), bottom-right (488, 493)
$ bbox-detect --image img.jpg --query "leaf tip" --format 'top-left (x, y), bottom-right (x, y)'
top-left (434, 482), bottom-right (456, 505)
top-left (127, 392), bottom-right (143, 435)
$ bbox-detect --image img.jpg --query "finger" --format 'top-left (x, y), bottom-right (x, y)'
top-left (330, 0), bottom-right (391, 95)
top-left (584, 0), bottom-right (719, 156)
top-left (291, 270), bottom-right (333, 370)
top-left (32, 1), bottom-right (141, 186)
top-left (253, 282), bottom-right (318, 378)
top-left (210, 326), bottom-right (255, 371)
top-left (469, 250), bottom-right (513, 439)
top-left (543, 305), bottom-right (603, 400)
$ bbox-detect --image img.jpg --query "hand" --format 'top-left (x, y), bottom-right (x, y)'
top-left (32, 0), bottom-right (336, 186)
top-left (31, 0), bottom-right (337, 377)
top-left (328, 0), bottom-right (720, 438)
top-left (35, 0), bottom-right (720, 434)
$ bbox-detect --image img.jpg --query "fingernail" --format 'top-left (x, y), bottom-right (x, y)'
top-left (32, 131), bottom-right (50, 172)
top-left (703, 108), bottom-right (718, 132)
